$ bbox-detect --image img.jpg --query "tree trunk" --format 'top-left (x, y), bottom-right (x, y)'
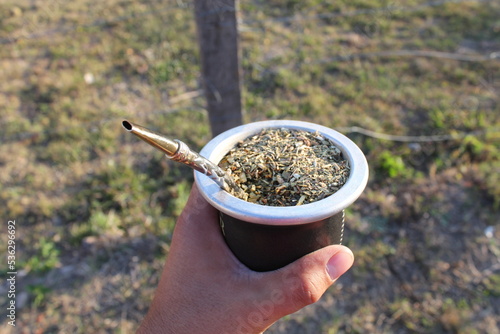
top-left (194, 0), bottom-right (243, 137)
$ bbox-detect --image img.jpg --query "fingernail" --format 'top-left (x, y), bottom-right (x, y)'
top-left (326, 250), bottom-right (354, 281)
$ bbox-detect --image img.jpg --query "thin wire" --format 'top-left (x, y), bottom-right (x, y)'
top-left (335, 126), bottom-right (499, 142)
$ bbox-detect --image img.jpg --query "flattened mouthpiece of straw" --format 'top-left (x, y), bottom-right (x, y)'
top-left (122, 120), bottom-right (133, 131)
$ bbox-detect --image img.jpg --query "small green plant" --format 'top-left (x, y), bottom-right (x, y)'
top-left (27, 284), bottom-right (51, 307)
top-left (89, 210), bottom-right (116, 234)
top-left (70, 209), bottom-right (121, 243)
top-left (149, 52), bottom-right (198, 85)
top-left (151, 59), bottom-right (185, 84)
top-left (459, 135), bottom-right (498, 162)
top-left (25, 238), bottom-right (60, 274)
top-left (477, 161), bottom-right (500, 209)
top-left (483, 273), bottom-right (500, 297)
top-left (429, 107), bottom-right (447, 129)
top-left (378, 150), bottom-right (409, 178)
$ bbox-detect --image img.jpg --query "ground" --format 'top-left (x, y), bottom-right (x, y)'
top-left (0, 0), bottom-right (499, 333)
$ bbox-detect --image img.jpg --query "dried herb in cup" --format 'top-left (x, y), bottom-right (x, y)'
top-left (219, 128), bottom-right (350, 206)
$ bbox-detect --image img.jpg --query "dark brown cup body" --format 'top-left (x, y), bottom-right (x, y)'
top-left (220, 211), bottom-right (344, 271)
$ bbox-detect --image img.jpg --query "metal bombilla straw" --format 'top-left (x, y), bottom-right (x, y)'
top-left (122, 120), bottom-right (246, 199)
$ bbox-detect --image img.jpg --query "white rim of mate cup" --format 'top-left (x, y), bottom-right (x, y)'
top-left (194, 120), bottom-right (369, 226)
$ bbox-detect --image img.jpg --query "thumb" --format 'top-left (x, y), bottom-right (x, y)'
top-left (264, 245), bottom-right (354, 318)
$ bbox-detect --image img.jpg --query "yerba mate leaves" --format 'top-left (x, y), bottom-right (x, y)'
top-left (219, 128), bottom-right (350, 206)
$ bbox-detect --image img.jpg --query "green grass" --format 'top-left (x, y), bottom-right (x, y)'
top-left (24, 238), bottom-right (60, 274)
top-left (1, 0), bottom-right (499, 332)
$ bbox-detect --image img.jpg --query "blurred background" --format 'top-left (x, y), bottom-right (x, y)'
top-left (1, 0), bottom-right (499, 333)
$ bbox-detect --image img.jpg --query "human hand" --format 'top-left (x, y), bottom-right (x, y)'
top-left (137, 184), bottom-right (354, 334)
